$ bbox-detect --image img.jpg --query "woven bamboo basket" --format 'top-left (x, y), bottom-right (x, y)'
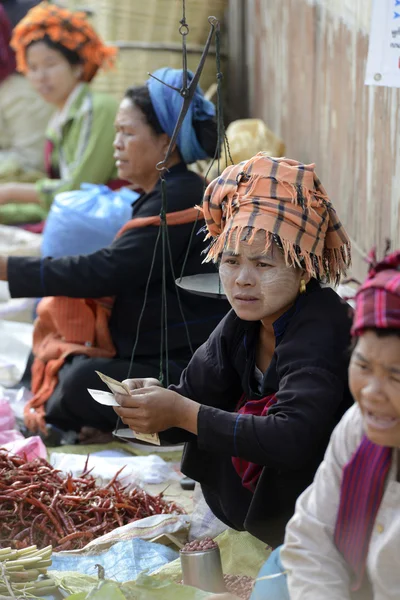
top-left (91, 42), bottom-right (225, 100)
top-left (64, 0), bottom-right (228, 99)
top-left (66, 0), bottom-right (227, 44)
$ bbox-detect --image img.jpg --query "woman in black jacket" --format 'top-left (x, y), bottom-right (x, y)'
top-left (0, 68), bottom-right (230, 441)
top-left (114, 154), bottom-right (354, 545)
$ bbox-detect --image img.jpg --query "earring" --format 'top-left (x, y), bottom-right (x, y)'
top-left (300, 279), bottom-right (306, 294)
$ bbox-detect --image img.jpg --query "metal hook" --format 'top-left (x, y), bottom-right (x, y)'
top-left (156, 18), bottom-right (219, 171)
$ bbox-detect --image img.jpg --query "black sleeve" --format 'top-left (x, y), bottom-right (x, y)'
top-left (160, 311), bottom-right (243, 444)
top-left (7, 172), bottom-right (204, 300)
top-left (8, 225), bottom-right (164, 299)
top-left (195, 299), bottom-right (351, 471)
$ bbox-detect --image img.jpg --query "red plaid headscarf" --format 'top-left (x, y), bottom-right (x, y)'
top-left (352, 249), bottom-right (400, 335)
top-left (0, 5), bottom-right (16, 84)
top-left (202, 153), bottom-right (351, 285)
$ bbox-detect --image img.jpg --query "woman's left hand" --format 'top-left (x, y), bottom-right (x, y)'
top-left (114, 386), bottom-right (200, 434)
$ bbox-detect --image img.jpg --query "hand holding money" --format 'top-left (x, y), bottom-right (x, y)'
top-left (121, 377), bottom-right (162, 392)
top-left (114, 381), bottom-right (201, 437)
top-left (88, 372), bottom-right (161, 445)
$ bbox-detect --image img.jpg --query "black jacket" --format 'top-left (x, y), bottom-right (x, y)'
top-left (165, 281), bottom-right (353, 546)
top-left (7, 164), bottom-right (229, 361)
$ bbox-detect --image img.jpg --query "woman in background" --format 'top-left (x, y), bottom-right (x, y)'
top-left (0, 1), bottom-right (120, 225)
top-left (0, 67), bottom-right (229, 445)
top-left (0, 5), bottom-right (51, 192)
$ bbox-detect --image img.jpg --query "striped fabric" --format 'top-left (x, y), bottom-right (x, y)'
top-left (202, 153), bottom-right (351, 285)
top-left (333, 436), bottom-right (392, 591)
top-left (352, 249), bottom-right (400, 335)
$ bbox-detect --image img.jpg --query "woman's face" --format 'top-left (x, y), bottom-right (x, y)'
top-left (26, 41), bottom-right (81, 108)
top-left (113, 98), bottom-right (169, 191)
top-left (350, 331), bottom-right (400, 447)
top-left (219, 234), bottom-right (305, 323)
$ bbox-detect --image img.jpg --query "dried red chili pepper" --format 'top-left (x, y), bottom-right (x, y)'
top-left (0, 449), bottom-right (184, 551)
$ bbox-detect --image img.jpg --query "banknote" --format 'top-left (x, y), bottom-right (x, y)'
top-left (93, 371), bottom-right (161, 446)
top-left (95, 371), bottom-right (131, 396)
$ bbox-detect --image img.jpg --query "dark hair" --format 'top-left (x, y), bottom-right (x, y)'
top-left (27, 35), bottom-right (82, 68)
top-left (124, 84), bottom-right (219, 158)
top-left (350, 327), bottom-right (400, 353)
top-left (124, 86), bottom-right (164, 135)
top-left (367, 327), bottom-right (400, 338)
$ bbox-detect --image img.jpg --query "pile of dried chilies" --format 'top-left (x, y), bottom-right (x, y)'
top-left (0, 450), bottom-right (184, 551)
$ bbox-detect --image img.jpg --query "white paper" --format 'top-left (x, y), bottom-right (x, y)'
top-left (50, 452), bottom-right (179, 486)
top-left (87, 388), bottom-right (119, 406)
top-left (366, 0), bottom-right (400, 87)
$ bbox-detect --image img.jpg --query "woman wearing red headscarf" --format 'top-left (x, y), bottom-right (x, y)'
top-left (251, 248), bottom-right (400, 600)
top-left (0, 5), bottom-right (50, 188)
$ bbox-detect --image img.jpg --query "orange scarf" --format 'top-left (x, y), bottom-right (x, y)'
top-left (202, 154), bottom-right (351, 285)
top-left (11, 2), bottom-right (116, 83)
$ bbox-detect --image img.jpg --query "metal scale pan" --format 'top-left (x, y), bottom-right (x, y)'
top-left (175, 272), bottom-right (226, 299)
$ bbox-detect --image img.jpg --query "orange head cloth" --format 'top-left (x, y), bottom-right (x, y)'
top-left (201, 153), bottom-right (351, 285)
top-left (10, 1), bottom-right (117, 82)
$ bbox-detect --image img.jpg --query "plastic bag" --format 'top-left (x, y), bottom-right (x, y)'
top-left (188, 484), bottom-right (228, 541)
top-left (49, 452), bottom-right (180, 487)
top-left (42, 184), bottom-right (140, 258)
top-left (49, 538), bottom-right (178, 583)
top-left (0, 398), bottom-right (15, 431)
top-left (3, 435), bottom-right (47, 461)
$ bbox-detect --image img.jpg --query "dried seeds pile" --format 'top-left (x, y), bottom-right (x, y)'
top-left (180, 537), bottom-right (218, 552)
top-left (224, 574), bottom-right (254, 599)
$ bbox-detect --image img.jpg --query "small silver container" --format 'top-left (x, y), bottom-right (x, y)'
top-left (180, 546), bottom-right (226, 593)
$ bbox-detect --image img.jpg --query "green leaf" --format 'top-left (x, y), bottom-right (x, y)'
top-left (122, 573), bottom-right (210, 600)
top-left (86, 580), bottom-right (127, 599)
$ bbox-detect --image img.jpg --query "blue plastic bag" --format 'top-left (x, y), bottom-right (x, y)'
top-left (49, 538), bottom-right (178, 583)
top-left (42, 183), bottom-right (139, 258)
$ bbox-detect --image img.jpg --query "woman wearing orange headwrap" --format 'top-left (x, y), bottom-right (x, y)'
top-left (0, 4), bottom-right (51, 184)
top-left (0, 2), bottom-right (121, 224)
top-left (113, 153), bottom-right (354, 546)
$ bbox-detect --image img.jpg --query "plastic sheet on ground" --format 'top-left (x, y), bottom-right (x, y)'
top-left (51, 530), bottom-right (269, 599)
top-left (50, 451), bottom-right (180, 487)
top-left (0, 320), bottom-right (33, 385)
top-left (55, 514), bottom-right (190, 554)
top-left (53, 573), bottom-right (211, 599)
top-left (0, 224), bottom-right (42, 257)
top-left (49, 538), bottom-right (178, 583)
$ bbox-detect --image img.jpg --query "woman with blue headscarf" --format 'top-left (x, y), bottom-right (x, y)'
top-left (1, 67), bottom-right (229, 443)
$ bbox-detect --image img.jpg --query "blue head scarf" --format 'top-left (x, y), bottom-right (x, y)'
top-left (147, 67), bottom-right (216, 165)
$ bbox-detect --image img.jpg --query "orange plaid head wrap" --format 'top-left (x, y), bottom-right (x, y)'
top-left (202, 153), bottom-right (351, 285)
top-left (10, 2), bottom-right (116, 82)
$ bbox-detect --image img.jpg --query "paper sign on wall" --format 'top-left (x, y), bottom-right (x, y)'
top-left (366, 0), bottom-right (400, 87)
